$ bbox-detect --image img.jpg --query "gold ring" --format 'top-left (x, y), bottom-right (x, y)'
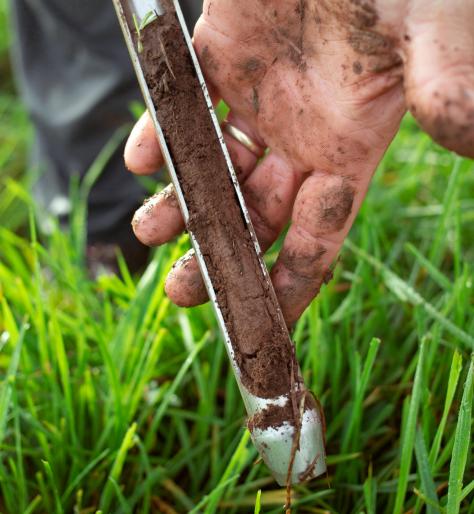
top-left (222, 120), bottom-right (265, 158)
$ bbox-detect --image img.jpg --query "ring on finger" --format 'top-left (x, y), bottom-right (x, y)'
top-left (222, 120), bottom-right (265, 158)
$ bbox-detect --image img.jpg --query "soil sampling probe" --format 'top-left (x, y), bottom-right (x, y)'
top-left (112, 0), bottom-right (326, 487)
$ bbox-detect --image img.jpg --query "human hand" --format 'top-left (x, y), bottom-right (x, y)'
top-left (125, 0), bottom-right (474, 326)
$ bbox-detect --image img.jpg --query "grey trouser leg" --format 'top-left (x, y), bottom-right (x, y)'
top-left (10, 0), bottom-right (202, 243)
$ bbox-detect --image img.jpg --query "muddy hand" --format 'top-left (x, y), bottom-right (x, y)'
top-left (126, 0), bottom-right (474, 326)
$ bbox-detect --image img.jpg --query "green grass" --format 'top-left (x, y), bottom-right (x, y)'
top-left (0, 0), bottom-right (32, 234)
top-left (1, 2), bottom-right (474, 512)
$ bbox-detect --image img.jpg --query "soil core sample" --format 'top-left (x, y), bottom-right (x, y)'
top-left (134, 4), bottom-right (311, 431)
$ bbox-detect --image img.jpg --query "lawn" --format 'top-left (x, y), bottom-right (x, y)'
top-left (0, 1), bottom-right (473, 513)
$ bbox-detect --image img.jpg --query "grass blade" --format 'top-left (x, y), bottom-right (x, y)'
top-left (107, 477), bottom-right (132, 514)
top-left (413, 489), bottom-right (445, 514)
top-left (394, 339), bottom-right (427, 514)
top-left (446, 356), bottom-right (474, 514)
top-left (405, 242), bottom-right (452, 291)
top-left (100, 423), bottom-right (137, 513)
top-left (0, 322), bottom-right (25, 445)
top-left (342, 338), bottom-right (380, 453)
top-left (23, 495), bottom-right (42, 514)
top-left (145, 333), bottom-right (209, 448)
top-left (460, 480), bottom-right (474, 503)
top-left (254, 489), bottom-right (262, 514)
top-left (363, 465), bottom-right (377, 514)
top-left (61, 449), bottom-right (110, 503)
top-left (414, 427), bottom-right (440, 514)
top-left (346, 240), bottom-right (474, 350)
top-left (42, 460), bottom-right (63, 514)
top-left (202, 430), bottom-right (251, 514)
top-left (429, 351), bottom-right (463, 467)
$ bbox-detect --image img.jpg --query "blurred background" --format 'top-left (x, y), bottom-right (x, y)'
top-left (1, 0), bottom-right (202, 275)
top-left (0, 0), bottom-right (473, 512)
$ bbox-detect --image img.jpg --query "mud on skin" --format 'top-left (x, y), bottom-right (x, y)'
top-left (317, 0), bottom-right (378, 31)
top-left (137, 12), bottom-right (297, 399)
top-left (278, 244), bottom-right (327, 280)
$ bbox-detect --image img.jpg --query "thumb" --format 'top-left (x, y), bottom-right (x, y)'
top-left (403, 1), bottom-right (474, 158)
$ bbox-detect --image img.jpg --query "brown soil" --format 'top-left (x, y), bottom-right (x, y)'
top-left (136, 5), bottom-right (296, 400)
